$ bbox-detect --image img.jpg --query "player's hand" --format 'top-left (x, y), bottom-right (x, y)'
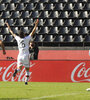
top-left (35, 19), bottom-right (39, 25)
top-left (5, 22), bottom-right (9, 26)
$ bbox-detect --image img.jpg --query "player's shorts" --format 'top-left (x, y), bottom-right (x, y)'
top-left (17, 54), bottom-right (30, 68)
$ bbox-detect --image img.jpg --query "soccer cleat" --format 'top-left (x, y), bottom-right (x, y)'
top-left (25, 75), bottom-right (29, 85)
top-left (25, 82), bottom-right (28, 85)
top-left (25, 75), bottom-right (29, 77)
top-left (13, 69), bottom-right (17, 77)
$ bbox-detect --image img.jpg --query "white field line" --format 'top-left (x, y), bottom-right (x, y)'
top-left (31, 92), bottom-right (82, 100)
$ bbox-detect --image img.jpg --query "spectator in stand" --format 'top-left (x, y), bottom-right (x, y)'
top-left (0, 40), bottom-right (6, 55)
top-left (29, 41), bottom-right (39, 60)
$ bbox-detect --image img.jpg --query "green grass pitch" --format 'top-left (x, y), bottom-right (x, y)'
top-left (0, 82), bottom-right (90, 100)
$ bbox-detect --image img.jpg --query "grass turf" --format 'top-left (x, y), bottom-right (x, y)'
top-left (0, 82), bottom-right (90, 100)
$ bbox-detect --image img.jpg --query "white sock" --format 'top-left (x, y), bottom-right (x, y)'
top-left (26, 71), bottom-right (29, 76)
top-left (25, 71), bottom-right (29, 82)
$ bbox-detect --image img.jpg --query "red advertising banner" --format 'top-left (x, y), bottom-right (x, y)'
top-left (0, 60), bottom-right (90, 82)
top-left (0, 50), bottom-right (90, 60)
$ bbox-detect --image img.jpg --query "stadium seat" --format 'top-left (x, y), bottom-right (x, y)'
top-left (69, 11), bottom-right (80, 18)
top-left (44, 3), bottom-right (54, 10)
top-left (15, 19), bottom-right (25, 26)
top-left (11, 11), bottom-right (21, 18)
top-left (83, 3), bottom-right (90, 10)
top-left (0, 19), bottom-right (5, 26)
top-left (44, 19), bottom-right (54, 26)
top-left (54, 35), bottom-right (64, 42)
top-left (73, 19), bottom-right (84, 26)
top-left (83, 19), bottom-right (90, 26)
top-left (64, 19), bottom-right (74, 26)
top-left (64, 3), bottom-right (74, 10)
top-left (69, 27), bottom-right (79, 34)
top-left (74, 3), bottom-right (84, 10)
top-left (21, 0), bottom-right (30, 3)
top-left (54, 3), bottom-right (65, 10)
top-left (43, 35), bottom-right (54, 42)
top-left (0, 0), bottom-right (2, 3)
top-left (11, 27), bottom-right (19, 34)
top-left (0, 4), bottom-right (6, 11)
top-left (79, 11), bottom-right (89, 18)
top-left (1, 11), bottom-right (11, 18)
top-left (21, 11), bottom-right (30, 18)
top-left (84, 35), bottom-right (90, 42)
top-left (49, 27), bottom-right (59, 34)
top-left (59, 27), bottom-right (70, 34)
top-left (64, 35), bottom-right (73, 42)
top-left (30, 0), bottom-right (39, 3)
top-left (40, 11), bottom-right (50, 18)
top-left (0, 35), bottom-right (3, 41)
top-left (79, 27), bottom-right (89, 34)
top-left (16, 3), bottom-right (25, 11)
top-left (34, 35), bottom-right (43, 42)
top-left (35, 3), bottom-right (45, 10)
top-left (62, 0), bottom-right (69, 2)
top-left (11, 0), bottom-right (21, 3)
top-left (30, 11), bottom-right (40, 18)
top-left (25, 3), bottom-right (35, 11)
top-left (54, 19), bottom-right (64, 26)
top-left (40, 0), bottom-right (49, 3)
top-left (6, 3), bottom-right (16, 11)
top-left (59, 11), bottom-right (70, 18)
top-left (2, 0), bottom-right (11, 3)
top-left (6, 19), bottom-right (15, 26)
top-left (4, 35), bottom-right (14, 42)
top-left (1, 27), bottom-right (10, 34)
top-left (21, 27), bottom-right (29, 34)
top-left (39, 27), bottom-right (49, 34)
top-left (24, 18), bottom-right (34, 26)
top-left (79, 0), bottom-right (88, 2)
top-left (49, 11), bottom-right (59, 18)
top-left (69, 0), bottom-right (78, 2)
top-left (74, 35), bottom-right (83, 42)
top-left (49, 0), bottom-right (59, 3)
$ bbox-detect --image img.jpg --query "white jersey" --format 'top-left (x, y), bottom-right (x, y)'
top-left (15, 35), bottom-right (31, 56)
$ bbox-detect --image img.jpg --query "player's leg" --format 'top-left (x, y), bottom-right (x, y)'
top-left (25, 67), bottom-right (30, 85)
top-left (13, 56), bottom-right (23, 77)
top-left (13, 65), bottom-right (22, 77)
top-left (24, 55), bottom-right (30, 85)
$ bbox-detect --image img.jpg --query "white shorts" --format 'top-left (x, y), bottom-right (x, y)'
top-left (17, 54), bottom-right (30, 68)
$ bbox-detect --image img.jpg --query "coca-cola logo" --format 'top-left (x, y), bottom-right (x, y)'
top-left (0, 61), bottom-right (35, 81)
top-left (71, 62), bottom-right (90, 82)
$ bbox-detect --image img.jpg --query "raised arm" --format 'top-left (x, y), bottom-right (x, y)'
top-left (5, 22), bottom-right (16, 38)
top-left (29, 19), bottom-right (39, 36)
top-left (0, 40), bottom-right (6, 55)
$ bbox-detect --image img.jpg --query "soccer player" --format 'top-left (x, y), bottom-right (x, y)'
top-left (0, 40), bottom-right (6, 55)
top-left (5, 19), bottom-right (39, 85)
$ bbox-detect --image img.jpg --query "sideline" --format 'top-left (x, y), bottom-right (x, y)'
top-left (31, 92), bottom-right (82, 100)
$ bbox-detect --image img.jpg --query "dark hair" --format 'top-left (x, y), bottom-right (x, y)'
top-left (19, 30), bottom-right (25, 38)
top-left (30, 41), bottom-right (35, 46)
